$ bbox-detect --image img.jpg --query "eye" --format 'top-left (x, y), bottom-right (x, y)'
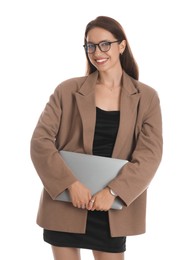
top-left (87, 43), bottom-right (95, 49)
top-left (100, 41), bottom-right (110, 47)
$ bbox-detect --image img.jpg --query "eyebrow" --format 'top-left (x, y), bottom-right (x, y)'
top-left (86, 40), bottom-right (112, 44)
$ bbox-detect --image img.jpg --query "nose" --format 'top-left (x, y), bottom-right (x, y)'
top-left (94, 46), bottom-right (102, 56)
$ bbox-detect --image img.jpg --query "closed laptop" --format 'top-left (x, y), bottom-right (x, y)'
top-left (55, 151), bottom-right (128, 210)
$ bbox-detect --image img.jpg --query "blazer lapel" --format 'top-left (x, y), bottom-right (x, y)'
top-left (112, 72), bottom-right (141, 158)
top-left (75, 72), bottom-right (98, 154)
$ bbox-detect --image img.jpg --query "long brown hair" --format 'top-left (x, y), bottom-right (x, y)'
top-left (84, 16), bottom-right (139, 80)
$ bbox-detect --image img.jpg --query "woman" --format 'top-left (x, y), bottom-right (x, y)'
top-left (30, 16), bottom-right (163, 260)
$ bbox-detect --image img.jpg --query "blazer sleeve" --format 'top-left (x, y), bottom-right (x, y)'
top-left (108, 91), bottom-right (163, 206)
top-left (30, 85), bottom-right (77, 199)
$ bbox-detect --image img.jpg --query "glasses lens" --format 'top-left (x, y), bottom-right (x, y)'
top-left (86, 43), bottom-right (95, 53)
top-left (99, 42), bottom-right (111, 52)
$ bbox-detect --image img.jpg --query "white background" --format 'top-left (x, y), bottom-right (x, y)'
top-left (1, 0), bottom-right (195, 259)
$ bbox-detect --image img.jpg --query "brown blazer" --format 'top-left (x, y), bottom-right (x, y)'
top-left (30, 70), bottom-right (163, 237)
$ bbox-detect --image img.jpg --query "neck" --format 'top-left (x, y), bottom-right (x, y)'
top-left (97, 70), bottom-right (123, 89)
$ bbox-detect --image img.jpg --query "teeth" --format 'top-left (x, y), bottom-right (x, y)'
top-left (96, 59), bottom-right (107, 63)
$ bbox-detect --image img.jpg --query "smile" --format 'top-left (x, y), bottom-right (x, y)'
top-left (95, 58), bottom-right (108, 64)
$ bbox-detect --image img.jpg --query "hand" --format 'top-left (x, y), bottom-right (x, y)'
top-left (68, 181), bottom-right (92, 209)
top-left (87, 187), bottom-right (116, 211)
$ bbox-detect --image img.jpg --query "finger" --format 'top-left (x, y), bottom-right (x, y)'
top-left (88, 198), bottom-right (95, 210)
top-left (90, 199), bottom-right (95, 204)
top-left (73, 201), bottom-right (81, 208)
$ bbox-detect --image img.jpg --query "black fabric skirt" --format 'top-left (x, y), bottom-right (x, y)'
top-left (44, 210), bottom-right (126, 253)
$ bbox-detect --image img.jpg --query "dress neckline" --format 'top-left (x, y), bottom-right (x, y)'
top-left (96, 107), bottom-right (120, 113)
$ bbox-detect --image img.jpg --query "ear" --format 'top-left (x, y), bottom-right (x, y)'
top-left (119, 40), bottom-right (126, 54)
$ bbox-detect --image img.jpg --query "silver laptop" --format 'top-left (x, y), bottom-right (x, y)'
top-left (55, 151), bottom-right (128, 210)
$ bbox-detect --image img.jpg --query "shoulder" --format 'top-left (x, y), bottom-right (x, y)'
top-left (123, 71), bottom-right (159, 99)
top-left (56, 75), bottom-right (88, 92)
top-left (132, 78), bottom-right (157, 96)
top-left (130, 77), bottom-right (160, 106)
top-left (52, 71), bottom-right (99, 98)
top-left (125, 76), bottom-right (161, 115)
top-left (49, 76), bottom-right (88, 101)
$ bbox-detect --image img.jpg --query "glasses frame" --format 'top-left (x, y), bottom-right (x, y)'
top-left (83, 40), bottom-right (120, 54)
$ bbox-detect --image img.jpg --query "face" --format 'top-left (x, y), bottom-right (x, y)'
top-left (86, 27), bottom-right (126, 72)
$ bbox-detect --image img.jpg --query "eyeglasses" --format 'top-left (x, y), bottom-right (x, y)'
top-left (83, 40), bottom-right (120, 54)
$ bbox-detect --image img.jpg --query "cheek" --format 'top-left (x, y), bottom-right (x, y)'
top-left (88, 55), bottom-right (96, 67)
top-left (113, 52), bottom-right (121, 62)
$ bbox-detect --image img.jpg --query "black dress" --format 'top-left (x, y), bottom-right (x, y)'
top-left (44, 107), bottom-right (126, 253)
